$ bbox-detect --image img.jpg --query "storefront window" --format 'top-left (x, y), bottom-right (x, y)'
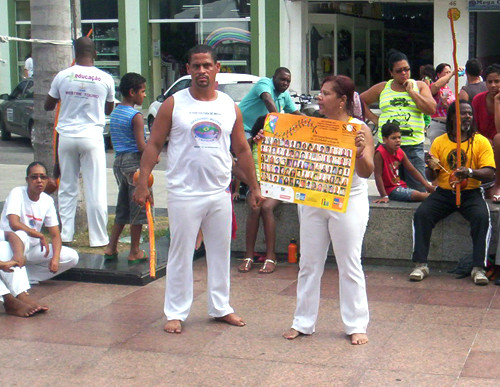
top-left (81, 0), bottom-right (118, 20)
top-left (81, 0), bottom-right (119, 81)
top-left (150, 0), bottom-right (251, 93)
top-left (154, 1), bottom-right (201, 19)
top-left (202, 0), bottom-right (250, 19)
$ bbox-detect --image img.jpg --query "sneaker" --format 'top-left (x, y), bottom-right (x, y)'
top-left (409, 263), bottom-right (429, 281)
top-left (471, 267), bottom-right (489, 286)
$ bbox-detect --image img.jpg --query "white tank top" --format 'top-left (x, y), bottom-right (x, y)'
top-left (166, 88), bottom-right (236, 196)
top-left (349, 117), bottom-right (368, 194)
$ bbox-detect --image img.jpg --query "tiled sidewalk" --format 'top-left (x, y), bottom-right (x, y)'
top-left (1, 260), bottom-right (499, 386)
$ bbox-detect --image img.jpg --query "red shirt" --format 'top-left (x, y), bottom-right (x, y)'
top-left (472, 91), bottom-right (496, 140)
top-left (377, 144), bottom-right (407, 194)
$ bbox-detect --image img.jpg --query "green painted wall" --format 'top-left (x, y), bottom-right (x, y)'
top-left (250, 0), bottom-right (259, 75)
top-left (139, 0), bottom-right (151, 107)
top-left (265, 0), bottom-right (280, 77)
top-left (118, 0), bottom-right (127, 76)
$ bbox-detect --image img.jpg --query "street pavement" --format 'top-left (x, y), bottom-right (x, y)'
top-left (1, 136), bottom-right (499, 386)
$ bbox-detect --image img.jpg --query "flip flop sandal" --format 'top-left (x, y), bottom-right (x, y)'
top-left (128, 250), bottom-right (148, 264)
top-left (259, 259), bottom-right (277, 274)
top-left (492, 195), bottom-right (500, 203)
top-left (238, 258), bottom-right (253, 273)
top-left (104, 252), bottom-right (118, 260)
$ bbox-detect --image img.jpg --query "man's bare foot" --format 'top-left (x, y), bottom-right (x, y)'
top-left (282, 328), bottom-right (305, 340)
top-left (164, 319), bottom-right (182, 334)
top-left (3, 294), bottom-right (38, 317)
top-left (16, 292), bottom-right (48, 313)
top-left (214, 313), bottom-right (246, 326)
top-left (350, 333), bottom-right (369, 345)
top-left (127, 249), bottom-right (147, 261)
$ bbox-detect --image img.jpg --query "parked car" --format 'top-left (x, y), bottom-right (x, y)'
top-left (0, 78), bottom-right (115, 148)
top-left (147, 73), bottom-right (260, 131)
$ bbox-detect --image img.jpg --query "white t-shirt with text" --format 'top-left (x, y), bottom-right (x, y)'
top-left (48, 64), bottom-right (115, 139)
top-left (0, 186), bottom-right (59, 249)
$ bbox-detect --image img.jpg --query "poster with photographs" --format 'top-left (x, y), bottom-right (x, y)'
top-left (258, 113), bottom-right (360, 213)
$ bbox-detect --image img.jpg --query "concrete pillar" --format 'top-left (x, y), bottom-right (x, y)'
top-left (0, 1), bottom-right (12, 94)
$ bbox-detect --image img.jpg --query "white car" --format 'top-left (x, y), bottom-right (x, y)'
top-left (147, 73), bottom-right (260, 131)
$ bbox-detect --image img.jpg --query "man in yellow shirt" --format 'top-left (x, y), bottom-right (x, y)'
top-left (410, 101), bottom-right (495, 285)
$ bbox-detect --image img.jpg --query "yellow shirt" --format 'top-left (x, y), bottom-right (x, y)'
top-left (430, 133), bottom-right (495, 190)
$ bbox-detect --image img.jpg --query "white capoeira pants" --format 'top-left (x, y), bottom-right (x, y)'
top-left (164, 191), bottom-right (234, 321)
top-left (292, 189), bottom-right (370, 335)
top-left (58, 136), bottom-right (109, 246)
top-left (13, 230), bottom-right (79, 284)
top-left (0, 241), bottom-right (30, 303)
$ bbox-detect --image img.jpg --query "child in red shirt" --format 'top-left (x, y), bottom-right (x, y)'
top-left (374, 121), bottom-right (434, 203)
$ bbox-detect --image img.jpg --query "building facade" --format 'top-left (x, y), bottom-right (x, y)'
top-left (1, 1), bottom-right (499, 105)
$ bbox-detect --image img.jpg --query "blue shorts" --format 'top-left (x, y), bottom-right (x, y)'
top-left (388, 186), bottom-right (415, 202)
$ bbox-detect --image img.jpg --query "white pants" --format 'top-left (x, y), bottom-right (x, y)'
top-left (58, 136), bottom-right (109, 246)
top-left (0, 241), bottom-right (30, 302)
top-left (292, 190), bottom-right (370, 335)
top-left (14, 230), bottom-right (79, 284)
top-left (164, 191), bottom-right (234, 320)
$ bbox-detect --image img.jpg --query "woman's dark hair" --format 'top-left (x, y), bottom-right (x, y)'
top-left (445, 100), bottom-right (475, 136)
top-left (386, 49), bottom-right (408, 71)
top-left (119, 72), bottom-right (146, 97)
top-left (484, 63), bottom-right (500, 79)
top-left (26, 161), bottom-right (47, 176)
top-left (435, 63), bottom-right (451, 76)
top-left (420, 64), bottom-right (436, 81)
top-left (465, 59), bottom-right (482, 77)
top-left (251, 115), bottom-right (267, 138)
top-left (321, 75), bottom-right (355, 116)
top-left (381, 120), bottom-right (401, 138)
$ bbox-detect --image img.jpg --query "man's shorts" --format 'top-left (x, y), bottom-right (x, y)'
top-left (388, 186), bottom-right (415, 202)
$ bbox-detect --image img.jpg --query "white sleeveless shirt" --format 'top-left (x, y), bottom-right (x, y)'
top-left (166, 88), bottom-right (236, 196)
top-left (349, 117), bottom-right (368, 195)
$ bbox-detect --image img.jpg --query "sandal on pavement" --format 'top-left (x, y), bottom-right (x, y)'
top-left (238, 258), bottom-right (253, 273)
top-left (259, 259), bottom-right (277, 274)
top-left (104, 252), bottom-right (118, 260)
top-left (493, 195), bottom-right (500, 203)
top-left (128, 250), bottom-right (148, 264)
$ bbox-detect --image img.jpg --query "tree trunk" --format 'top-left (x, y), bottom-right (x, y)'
top-left (30, 0), bottom-right (72, 175)
top-left (31, 0), bottom-right (89, 235)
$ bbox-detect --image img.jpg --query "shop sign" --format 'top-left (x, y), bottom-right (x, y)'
top-left (468, 0), bottom-right (500, 11)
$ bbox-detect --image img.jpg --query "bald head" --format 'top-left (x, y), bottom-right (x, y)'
top-left (74, 37), bottom-right (96, 61)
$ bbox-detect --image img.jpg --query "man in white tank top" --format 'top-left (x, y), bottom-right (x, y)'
top-left (134, 45), bottom-right (264, 334)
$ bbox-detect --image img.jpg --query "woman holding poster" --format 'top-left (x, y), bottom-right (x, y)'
top-left (283, 75), bottom-right (374, 345)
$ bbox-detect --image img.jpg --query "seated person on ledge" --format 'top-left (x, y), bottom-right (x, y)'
top-left (471, 64), bottom-right (500, 202)
top-left (0, 162), bottom-right (79, 285)
top-left (373, 120), bottom-right (434, 203)
top-left (0, 231), bottom-right (48, 317)
top-left (410, 100), bottom-right (495, 285)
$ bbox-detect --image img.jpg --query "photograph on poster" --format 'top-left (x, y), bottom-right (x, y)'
top-left (258, 113), bottom-right (360, 212)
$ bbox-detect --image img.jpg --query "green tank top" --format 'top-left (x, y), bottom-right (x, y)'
top-left (378, 79), bottom-right (425, 146)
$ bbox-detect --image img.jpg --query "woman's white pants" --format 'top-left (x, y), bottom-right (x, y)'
top-left (164, 191), bottom-right (234, 321)
top-left (292, 190), bottom-right (370, 335)
top-left (58, 136), bottom-right (109, 246)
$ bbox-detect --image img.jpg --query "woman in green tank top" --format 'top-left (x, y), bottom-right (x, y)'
top-left (360, 50), bottom-right (436, 192)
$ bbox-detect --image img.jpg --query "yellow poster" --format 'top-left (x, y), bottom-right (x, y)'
top-left (258, 113), bottom-right (360, 212)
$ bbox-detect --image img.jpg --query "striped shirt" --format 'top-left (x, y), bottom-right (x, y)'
top-left (378, 79), bottom-right (425, 146)
top-left (109, 104), bottom-right (143, 155)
